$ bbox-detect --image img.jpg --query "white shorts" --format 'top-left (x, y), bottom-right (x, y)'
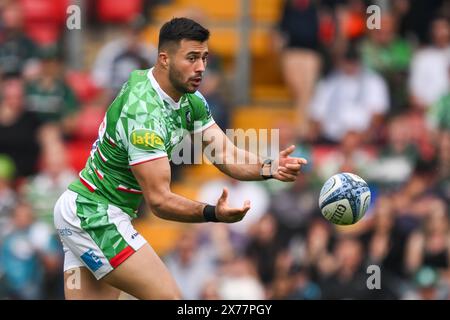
top-left (53, 190), bottom-right (146, 280)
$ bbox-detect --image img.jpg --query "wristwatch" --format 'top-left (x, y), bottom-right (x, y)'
top-left (260, 158), bottom-right (274, 180)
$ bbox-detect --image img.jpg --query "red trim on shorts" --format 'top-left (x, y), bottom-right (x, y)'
top-left (110, 246), bottom-right (135, 268)
top-left (80, 177), bottom-right (95, 192)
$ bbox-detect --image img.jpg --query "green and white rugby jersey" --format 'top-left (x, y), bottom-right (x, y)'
top-left (68, 68), bottom-right (215, 218)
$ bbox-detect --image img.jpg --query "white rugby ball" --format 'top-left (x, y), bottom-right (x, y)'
top-left (319, 172), bottom-right (371, 225)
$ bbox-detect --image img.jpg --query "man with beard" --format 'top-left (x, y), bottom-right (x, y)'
top-left (54, 18), bottom-right (307, 299)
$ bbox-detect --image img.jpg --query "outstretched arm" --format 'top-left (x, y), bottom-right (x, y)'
top-left (131, 156), bottom-right (250, 223)
top-left (202, 124), bottom-right (308, 182)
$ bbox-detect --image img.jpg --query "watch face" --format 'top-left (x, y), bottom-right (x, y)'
top-left (261, 160), bottom-right (273, 177)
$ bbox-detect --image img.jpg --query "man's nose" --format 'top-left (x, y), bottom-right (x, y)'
top-left (195, 59), bottom-right (206, 73)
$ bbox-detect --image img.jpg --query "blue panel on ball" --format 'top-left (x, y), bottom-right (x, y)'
top-left (320, 176), bottom-right (336, 197)
top-left (320, 173), bottom-right (369, 223)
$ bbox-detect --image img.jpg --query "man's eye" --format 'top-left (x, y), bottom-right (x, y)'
top-left (188, 57), bottom-right (196, 62)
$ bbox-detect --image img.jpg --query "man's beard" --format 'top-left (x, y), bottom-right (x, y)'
top-left (168, 65), bottom-right (195, 94)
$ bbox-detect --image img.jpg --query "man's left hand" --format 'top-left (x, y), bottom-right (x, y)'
top-left (272, 145), bottom-right (308, 182)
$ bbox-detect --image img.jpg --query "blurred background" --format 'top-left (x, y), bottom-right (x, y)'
top-left (0, 0), bottom-right (450, 300)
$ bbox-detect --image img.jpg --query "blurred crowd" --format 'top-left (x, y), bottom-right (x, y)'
top-left (0, 0), bottom-right (449, 300)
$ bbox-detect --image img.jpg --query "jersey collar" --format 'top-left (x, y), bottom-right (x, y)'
top-left (148, 67), bottom-right (181, 110)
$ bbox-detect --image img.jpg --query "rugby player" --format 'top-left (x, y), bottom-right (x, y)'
top-left (54, 17), bottom-right (307, 299)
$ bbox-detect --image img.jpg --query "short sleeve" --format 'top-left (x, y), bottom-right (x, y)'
top-left (188, 91), bottom-right (215, 133)
top-left (127, 116), bottom-right (168, 166)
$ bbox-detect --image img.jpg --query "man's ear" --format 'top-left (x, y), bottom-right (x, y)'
top-left (158, 51), bottom-right (169, 69)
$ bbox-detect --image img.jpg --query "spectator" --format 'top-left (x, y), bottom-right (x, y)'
top-left (0, 3), bottom-right (37, 76)
top-left (295, 218), bottom-right (335, 283)
top-left (198, 177), bottom-right (270, 247)
top-left (245, 214), bottom-right (284, 286)
top-left (403, 110), bottom-right (436, 163)
top-left (0, 74), bottom-right (41, 177)
top-left (275, 0), bottom-right (322, 137)
top-left (91, 16), bottom-right (157, 100)
top-left (360, 12), bottom-right (413, 113)
top-left (198, 56), bottom-right (230, 130)
top-left (398, 0), bottom-right (447, 44)
top-left (25, 45), bottom-right (79, 136)
top-left (309, 43), bottom-right (389, 144)
top-left (405, 199), bottom-right (450, 279)
top-left (403, 266), bottom-right (449, 300)
top-left (319, 236), bottom-right (372, 299)
top-left (164, 228), bottom-right (217, 299)
top-left (216, 256), bottom-right (265, 300)
top-left (409, 16), bottom-right (450, 109)
top-left (360, 196), bottom-right (406, 274)
top-left (358, 195), bottom-right (408, 298)
top-left (268, 274), bottom-right (294, 300)
top-left (315, 131), bottom-right (374, 182)
top-left (287, 267), bottom-right (322, 300)
top-left (368, 116), bottom-right (419, 188)
top-left (0, 201), bottom-right (61, 299)
top-left (269, 169), bottom-right (319, 245)
top-left (21, 145), bottom-right (76, 226)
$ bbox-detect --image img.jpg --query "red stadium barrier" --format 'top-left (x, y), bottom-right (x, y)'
top-left (97, 0), bottom-right (142, 23)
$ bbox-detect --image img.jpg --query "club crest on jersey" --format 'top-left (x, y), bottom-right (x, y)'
top-left (186, 110), bottom-right (192, 125)
top-left (130, 129), bottom-right (164, 150)
top-left (203, 100), bottom-right (211, 117)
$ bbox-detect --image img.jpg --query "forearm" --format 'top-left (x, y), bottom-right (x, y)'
top-left (215, 148), bottom-right (264, 181)
top-left (148, 192), bottom-right (207, 223)
top-left (202, 124), bottom-right (270, 181)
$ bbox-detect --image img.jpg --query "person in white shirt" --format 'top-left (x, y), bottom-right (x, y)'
top-left (309, 43), bottom-right (389, 143)
top-left (409, 16), bottom-right (450, 109)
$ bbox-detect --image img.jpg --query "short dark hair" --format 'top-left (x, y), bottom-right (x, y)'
top-left (158, 17), bottom-right (210, 52)
top-left (343, 41), bottom-right (361, 62)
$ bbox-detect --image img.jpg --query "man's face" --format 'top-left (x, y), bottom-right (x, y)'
top-left (2, 79), bottom-right (24, 110)
top-left (2, 5), bottom-right (23, 31)
top-left (341, 58), bottom-right (360, 75)
top-left (168, 39), bottom-right (208, 94)
top-left (432, 19), bottom-right (450, 47)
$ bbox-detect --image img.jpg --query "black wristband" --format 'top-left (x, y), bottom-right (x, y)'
top-left (203, 205), bottom-right (219, 222)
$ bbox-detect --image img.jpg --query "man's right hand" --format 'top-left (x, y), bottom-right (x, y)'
top-left (215, 188), bottom-right (251, 223)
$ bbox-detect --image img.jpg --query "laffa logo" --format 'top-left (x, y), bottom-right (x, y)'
top-left (130, 129), bottom-right (164, 150)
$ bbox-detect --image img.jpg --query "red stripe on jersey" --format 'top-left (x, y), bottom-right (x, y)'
top-left (79, 176), bottom-right (95, 192)
top-left (97, 148), bottom-right (108, 162)
top-left (117, 185), bottom-right (142, 194)
top-left (94, 168), bottom-right (104, 180)
top-left (107, 136), bottom-right (116, 148)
